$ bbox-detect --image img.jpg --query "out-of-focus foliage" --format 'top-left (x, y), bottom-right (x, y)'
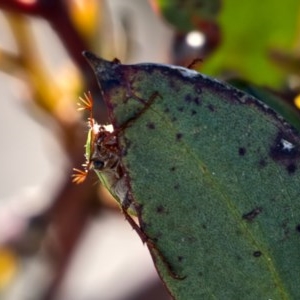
top-left (0, 248), bottom-right (17, 290)
top-left (67, 0), bottom-right (99, 42)
top-left (150, 0), bottom-right (221, 31)
top-left (202, 0), bottom-right (300, 86)
top-left (154, 0), bottom-right (300, 87)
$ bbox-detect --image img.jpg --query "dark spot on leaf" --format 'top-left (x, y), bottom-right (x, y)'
top-left (146, 122), bottom-right (156, 129)
top-left (164, 107), bottom-right (170, 113)
top-left (171, 117), bottom-right (177, 122)
top-left (198, 271), bottom-right (203, 277)
top-left (269, 132), bottom-right (300, 173)
top-left (170, 166), bottom-right (176, 172)
top-left (202, 224), bottom-right (207, 229)
top-left (259, 159), bottom-right (267, 168)
top-left (177, 106), bottom-right (184, 112)
top-left (177, 256), bottom-right (184, 262)
top-left (242, 207), bottom-right (262, 221)
top-left (236, 255), bottom-right (242, 261)
top-left (207, 104), bottom-right (215, 112)
top-left (184, 94), bottom-right (192, 103)
top-left (191, 109), bottom-right (197, 116)
top-left (176, 133), bottom-right (183, 141)
top-left (156, 205), bottom-right (166, 214)
top-left (253, 251), bottom-right (262, 257)
top-left (193, 97), bottom-right (201, 105)
top-left (152, 237), bottom-right (159, 243)
top-left (174, 183), bottom-right (180, 190)
top-left (270, 132), bottom-right (300, 161)
top-left (296, 224), bottom-right (300, 233)
top-left (239, 147), bottom-right (246, 156)
top-left (286, 163), bottom-right (297, 174)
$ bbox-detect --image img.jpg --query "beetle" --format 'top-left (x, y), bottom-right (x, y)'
top-left (72, 92), bottom-right (135, 213)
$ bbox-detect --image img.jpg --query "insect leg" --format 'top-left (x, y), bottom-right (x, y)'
top-left (121, 201), bottom-right (148, 243)
top-left (121, 195), bottom-right (186, 280)
top-left (116, 90), bottom-right (162, 134)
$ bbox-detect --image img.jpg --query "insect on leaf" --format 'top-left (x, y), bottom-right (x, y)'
top-left (83, 51), bottom-right (300, 300)
top-left (73, 92), bottom-right (136, 214)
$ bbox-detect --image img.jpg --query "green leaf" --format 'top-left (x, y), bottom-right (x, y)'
top-left (84, 52), bottom-right (300, 300)
top-left (202, 0), bottom-right (300, 86)
top-left (227, 78), bottom-right (300, 132)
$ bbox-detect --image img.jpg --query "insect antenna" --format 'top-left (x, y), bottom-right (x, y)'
top-left (77, 91), bottom-right (93, 112)
top-left (72, 92), bottom-right (96, 184)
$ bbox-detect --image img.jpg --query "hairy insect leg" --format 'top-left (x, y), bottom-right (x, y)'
top-left (186, 58), bottom-right (203, 70)
top-left (118, 89), bottom-right (162, 132)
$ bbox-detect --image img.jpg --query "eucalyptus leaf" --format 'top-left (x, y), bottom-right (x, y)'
top-left (84, 52), bottom-right (300, 300)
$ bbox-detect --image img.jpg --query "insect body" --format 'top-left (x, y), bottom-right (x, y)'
top-left (72, 92), bottom-right (133, 213)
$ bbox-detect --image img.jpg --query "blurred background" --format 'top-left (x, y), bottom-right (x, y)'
top-left (0, 0), bottom-right (300, 299)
